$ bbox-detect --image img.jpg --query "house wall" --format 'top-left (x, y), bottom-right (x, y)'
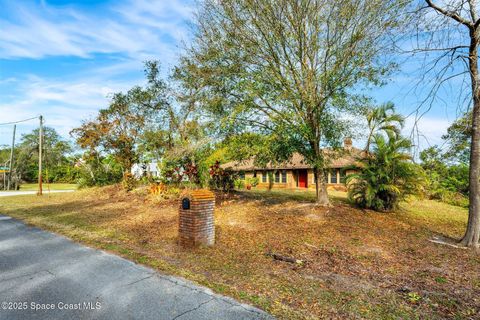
top-left (239, 170), bottom-right (294, 189)
top-left (238, 168), bottom-right (355, 191)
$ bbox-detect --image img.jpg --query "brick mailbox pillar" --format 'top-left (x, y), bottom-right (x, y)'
top-left (178, 189), bottom-right (215, 247)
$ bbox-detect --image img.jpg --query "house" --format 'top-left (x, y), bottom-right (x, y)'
top-left (131, 161), bottom-right (160, 179)
top-left (221, 138), bottom-right (362, 190)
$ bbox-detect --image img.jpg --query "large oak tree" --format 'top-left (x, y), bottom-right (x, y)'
top-left (179, 0), bottom-right (407, 204)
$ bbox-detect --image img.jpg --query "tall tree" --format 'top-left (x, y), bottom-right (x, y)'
top-left (15, 127), bottom-right (72, 182)
top-left (413, 1), bottom-right (480, 247)
top-left (180, 0), bottom-right (406, 204)
top-left (71, 62), bottom-right (170, 173)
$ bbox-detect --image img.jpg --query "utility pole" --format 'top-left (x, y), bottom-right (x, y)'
top-left (7, 124), bottom-right (16, 191)
top-left (38, 115), bottom-right (43, 196)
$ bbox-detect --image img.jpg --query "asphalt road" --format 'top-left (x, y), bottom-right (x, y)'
top-left (0, 215), bottom-right (273, 320)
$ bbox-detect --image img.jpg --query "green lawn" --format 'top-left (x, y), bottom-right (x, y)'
top-left (19, 183), bottom-right (78, 191)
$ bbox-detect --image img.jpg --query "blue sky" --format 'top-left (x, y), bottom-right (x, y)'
top-left (0, 0), bottom-right (469, 152)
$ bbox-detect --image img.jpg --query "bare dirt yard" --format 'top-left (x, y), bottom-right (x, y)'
top-left (0, 186), bottom-right (478, 319)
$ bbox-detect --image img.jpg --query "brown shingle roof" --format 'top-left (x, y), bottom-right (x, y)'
top-left (221, 148), bottom-right (364, 171)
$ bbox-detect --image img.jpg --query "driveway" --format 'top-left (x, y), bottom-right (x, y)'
top-left (0, 190), bottom-right (74, 197)
top-left (0, 215), bottom-right (273, 320)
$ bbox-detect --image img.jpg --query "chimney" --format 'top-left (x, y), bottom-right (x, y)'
top-left (343, 137), bottom-right (352, 150)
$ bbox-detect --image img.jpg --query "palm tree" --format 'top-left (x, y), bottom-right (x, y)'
top-left (365, 102), bottom-right (405, 153)
top-left (347, 131), bottom-right (423, 211)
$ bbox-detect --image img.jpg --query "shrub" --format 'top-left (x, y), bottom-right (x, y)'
top-left (234, 179), bottom-right (245, 189)
top-left (347, 132), bottom-right (424, 211)
top-left (76, 154), bottom-right (123, 188)
top-left (149, 183), bottom-right (167, 195)
top-left (208, 161), bottom-right (237, 192)
top-left (246, 177), bottom-right (259, 187)
top-left (121, 172), bottom-right (137, 191)
top-left (148, 185), bottom-right (181, 203)
top-left (433, 189), bottom-right (469, 208)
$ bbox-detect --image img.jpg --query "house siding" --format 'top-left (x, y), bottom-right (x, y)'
top-left (239, 168), bottom-right (355, 191)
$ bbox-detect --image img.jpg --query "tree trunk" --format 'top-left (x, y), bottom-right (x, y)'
top-left (461, 29), bottom-right (480, 248)
top-left (314, 167), bottom-right (329, 205)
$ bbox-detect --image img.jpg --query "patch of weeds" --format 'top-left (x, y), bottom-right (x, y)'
top-left (210, 283), bottom-right (228, 294)
top-left (461, 307), bottom-right (477, 318)
top-left (471, 278), bottom-right (480, 288)
top-left (407, 292), bottom-right (422, 304)
top-left (434, 276), bottom-right (447, 284)
top-left (350, 237), bottom-right (362, 246)
top-left (356, 254), bottom-right (376, 262)
top-left (435, 296), bottom-right (459, 309)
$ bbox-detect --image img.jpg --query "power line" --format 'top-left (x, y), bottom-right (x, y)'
top-left (0, 116), bottom-right (39, 126)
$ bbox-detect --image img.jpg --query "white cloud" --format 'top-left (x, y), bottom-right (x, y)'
top-left (0, 0), bottom-right (193, 60)
top-left (0, 0), bottom-right (194, 144)
top-left (0, 75), bottom-right (139, 144)
top-left (403, 115), bottom-right (451, 152)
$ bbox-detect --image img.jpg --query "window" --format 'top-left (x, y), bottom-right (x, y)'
top-left (340, 169), bottom-right (346, 183)
top-left (274, 171), bottom-right (280, 183)
top-left (312, 171), bottom-right (325, 183)
top-left (239, 171), bottom-right (245, 180)
top-left (281, 170), bottom-right (287, 183)
top-left (253, 171), bottom-right (257, 178)
top-left (330, 169), bottom-right (337, 184)
top-left (262, 171), bottom-right (267, 183)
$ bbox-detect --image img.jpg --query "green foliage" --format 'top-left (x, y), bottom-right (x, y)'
top-left (71, 65), bottom-right (170, 173)
top-left (178, 0), bottom-right (406, 202)
top-left (407, 292), bottom-right (421, 304)
top-left (442, 110), bottom-right (471, 164)
top-left (14, 127), bottom-right (74, 184)
top-left (121, 172), bottom-right (137, 191)
top-left (246, 177), bottom-right (259, 187)
top-left (420, 146), bottom-right (469, 207)
top-left (75, 154), bottom-right (123, 188)
top-left (160, 156), bottom-right (207, 187)
top-left (365, 102), bottom-right (405, 152)
top-left (347, 132), bottom-right (424, 211)
top-left (208, 161), bottom-right (237, 192)
top-left (234, 179), bottom-right (245, 190)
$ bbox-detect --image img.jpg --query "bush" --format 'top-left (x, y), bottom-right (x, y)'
top-left (121, 172), bottom-right (137, 191)
top-left (148, 184), bottom-right (181, 203)
top-left (234, 179), bottom-right (245, 189)
top-left (420, 147), bottom-right (469, 207)
top-left (76, 155), bottom-right (123, 188)
top-left (347, 133), bottom-right (424, 211)
top-left (246, 177), bottom-right (259, 187)
top-left (431, 189), bottom-right (469, 208)
top-left (208, 161), bottom-right (237, 192)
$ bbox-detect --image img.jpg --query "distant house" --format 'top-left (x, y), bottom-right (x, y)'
top-left (131, 161), bottom-right (160, 179)
top-left (221, 138), bottom-right (363, 190)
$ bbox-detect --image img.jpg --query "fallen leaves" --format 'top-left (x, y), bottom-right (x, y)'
top-left (0, 187), bottom-right (478, 319)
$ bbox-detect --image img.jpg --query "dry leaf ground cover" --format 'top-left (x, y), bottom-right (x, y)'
top-left (0, 186), bottom-right (478, 319)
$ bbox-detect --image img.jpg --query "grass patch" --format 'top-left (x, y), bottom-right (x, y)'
top-left (0, 185), bottom-right (477, 319)
top-left (19, 183), bottom-right (78, 191)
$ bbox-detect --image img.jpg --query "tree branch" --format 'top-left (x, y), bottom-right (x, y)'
top-left (425, 0), bottom-right (473, 28)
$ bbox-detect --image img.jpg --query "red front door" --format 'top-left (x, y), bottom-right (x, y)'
top-left (298, 170), bottom-right (308, 188)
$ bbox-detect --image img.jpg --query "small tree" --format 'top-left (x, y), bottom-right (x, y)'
top-left (347, 132), bottom-right (423, 211)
